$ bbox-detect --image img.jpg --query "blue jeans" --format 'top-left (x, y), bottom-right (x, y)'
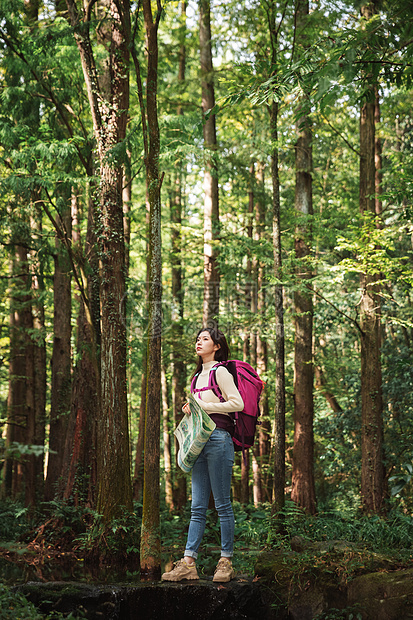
top-left (184, 428), bottom-right (235, 559)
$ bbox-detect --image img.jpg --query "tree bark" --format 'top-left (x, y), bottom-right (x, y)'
top-left (266, 0), bottom-right (286, 517)
top-left (359, 2), bottom-right (384, 514)
top-left (62, 191), bottom-right (99, 507)
top-left (171, 1), bottom-right (187, 511)
top-left (200, 0), bottom-right (220, 328)
top-left (65, 0), bottom-right (133, 521)
top-left (243, 165), bottom-right (255, 363)
top-left (270, 96), bottom-right (286, 515)
top-left (314, 366), bottom-right (342, 414)
top-left (374, 86), bottom-right (382, 219)
top-left (133, 200), bottom-right (150, 503)
top-left (290, 0), bottom-right (316, 516)
top-left (2, 246), bottom-right (31, 500)
top-left (32, 261), bottom-right (46, 504)
top-left (240, 453), bottom-right (250, 505)
top-left (45, 199), bottom-right (72, 502)
top-left (30, 206), bottom-right (47, 507)
top-left (162, 364), bottom-right (174, 511)
top-left (133, 345), bottom-right (147, 502)
top-left (254, 161), bottom-right (271, 502)
top-left (136, 0), bottom-right (163, 578)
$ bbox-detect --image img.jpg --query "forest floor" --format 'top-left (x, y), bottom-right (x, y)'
top-left (2, 537), bottom-right (413, 619)
top-left (2, 502), bottom-right (413, 618)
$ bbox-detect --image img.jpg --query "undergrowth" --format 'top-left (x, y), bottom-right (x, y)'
top-left (1, 497), bottom-right (413, 570)
top-left (0, 583), bottom-right (82, 620)
top-left (267, 500), bottom-right (413, 555)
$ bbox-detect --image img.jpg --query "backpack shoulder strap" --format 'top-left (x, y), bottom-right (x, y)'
top-left (190, 372), bottom-right (200, 393)
top-left (190, 366), bottom-right (225, 402)
top-left (209, 363), bottom-right (226, 403)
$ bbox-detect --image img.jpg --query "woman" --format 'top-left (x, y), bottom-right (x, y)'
top-left (161, 327), bottom-right (244, 583)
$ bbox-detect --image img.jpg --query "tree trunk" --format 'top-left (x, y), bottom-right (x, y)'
top-left (200, 0), bottom-right (219, 328)
top-left (45, 199), bottom-right (72, 502)
top-left (359, 2), bottom-right (384, 514)
top-left (162, 364), bottom-right (174, 511)
top-left (62, 191), bottom-right (99, 507)
top-left (133, 199), bottom-right (150, 503)
top-left (254, 161), bottom-right (271, 501)
top-left (32, 273), bottom-right (46, 504)
top-left (137, 0), bottom-right (163, 578)
top-left (252, 452), bottom-right (261, 507)
top-left (240, 453), bottom-right (250, 505)
top-left (270, 95), bottom-right (286, 514)
top-left (243, 165), bottom-right (255, 362)
top-left (290, 0), bottom-right (316, 516)
top-left (171, 1), bottom-right (187, 511)
top-left (2, 246), bottom-right (32, 501)
top-left (314, 366), bottom-right (342, 413)
top-left (266, 1), bottom-right (286, 517)
top-left (374, 86), bottom-right (382, 219)
top-left (133, 346), bottom-right (147, 502)
top-left (65, 0), bottom-right (133, 521)
top-left (123, 149), bottom-right (132, 273)
top-left (23, 257), bottom-right (36, 509)
top-left (31, 207), bottom-right (47, 505)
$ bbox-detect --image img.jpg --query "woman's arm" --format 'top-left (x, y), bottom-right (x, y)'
top-left (196, 366), bottom-right (244, 413)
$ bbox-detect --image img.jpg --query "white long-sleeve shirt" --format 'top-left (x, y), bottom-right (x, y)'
top-left (192, 360), bottom-right (244, 416)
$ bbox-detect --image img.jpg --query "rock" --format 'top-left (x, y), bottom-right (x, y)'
top-left (15, 577), bottom-right (273, 619)
top-left (13, 554), bottom-right (413, 619)
top-left (13, 582), bottom-right (123, 619)
top-left (347, 568), bottom-right (413, 620)
top-left (254, 548), bottom-right (413, 620)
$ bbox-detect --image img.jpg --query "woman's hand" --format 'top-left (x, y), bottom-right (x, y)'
top-left (182, 402), bottom-right (191, 415)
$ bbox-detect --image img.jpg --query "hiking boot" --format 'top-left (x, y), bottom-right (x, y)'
top-left (161, 559), bottom-right (199, 582)
top-left (212, 558), bottom-right (235, 583)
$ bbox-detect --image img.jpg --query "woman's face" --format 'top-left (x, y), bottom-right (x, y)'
top-left (195, 330), bottom-right (220, 361)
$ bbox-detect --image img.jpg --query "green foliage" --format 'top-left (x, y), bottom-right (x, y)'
top-left (389, 464), bottom-right (413, 497)
top-left (0, 583), bottom-right (43, 620)
top-left (0, 501), bottom-right (29, 542)
top-left (45, 501), bottom-right (97, 540)
top-left (315, 606), bottom-right (363, 620)
top-left (73, 504), bottom-right (141, 559)
top-left (268, 501), bottom-right (413, 553)
top-left (4, 443), bottom-right (47, 460)
top-left (0, 583), bottom-right (83, 619)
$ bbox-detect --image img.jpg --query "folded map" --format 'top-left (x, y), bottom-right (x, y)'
top-left (174, 393), bottom-right (216, 473)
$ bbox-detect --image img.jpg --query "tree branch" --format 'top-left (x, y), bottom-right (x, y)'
top-left (84, 0), bottom-right (98, 23)
top-left (321, 113), bottom-right (361, 157)
top-left (65, 0), bottom-right (103, 136)
top-left (306, 283), bottom-right (364, 335)
top-left (0, 27), bottom-right (92, 174)
top-left (40, 191), bottom-right (91, 322)
top-left (131, 5), bottom-right (149, 163)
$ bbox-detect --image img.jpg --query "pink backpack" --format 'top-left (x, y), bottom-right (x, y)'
top-left (190, 360), bottom-right (264, 453)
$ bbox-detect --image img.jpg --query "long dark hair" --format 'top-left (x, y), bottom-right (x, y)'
top-left (191, 327), bottom-right (230, 378)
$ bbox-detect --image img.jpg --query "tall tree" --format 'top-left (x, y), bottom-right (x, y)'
top-left (132, 0), bottom-right (164, 578)
top-left (255, 162), bottom-right (271, 502)
top-left (62, 191), bottom-right (100, 507)
top-left (162, 364), bottom-right (174, 510)
top-left (26, 201), bottom-right (47, 507)
top-left (267, 0), bottom-right (286, 516)
top-left (200, 0), bottom-right (220, 327)
top-left (45, 195), bottom-right (72, 501)
top-left (65, 0), bottom-right (133, 521)
top-left (31, 210), bottom-right (47, 504)
top-left (2, 244), bottom-right (31, 499)
top-left (291, 0), bottom-right (316, 515)
top-left (359, 0), bottom-right (385, 515)
top-left (171, 0), bottom-right (187, 512)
